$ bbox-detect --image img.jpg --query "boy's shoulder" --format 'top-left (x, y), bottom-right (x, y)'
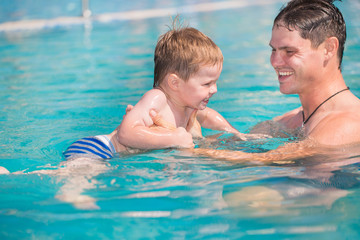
top-left (137, 88), bottom-right (168, 110)
top-left (142, 88), bottom-right (166, 100)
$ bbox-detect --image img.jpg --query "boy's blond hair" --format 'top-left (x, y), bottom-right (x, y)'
top-left (153, 27), bottom-right (223, 87)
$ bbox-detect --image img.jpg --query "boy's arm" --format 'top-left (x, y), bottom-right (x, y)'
top-left (116, 89), bottom-right (194, 149)
top-left (195, 107), bottom-right (269, 140)
top-left (196, 107), bottom-right (240, 134)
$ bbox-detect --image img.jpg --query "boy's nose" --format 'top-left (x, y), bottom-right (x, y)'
top-left (210, 84), bottom-right (217, 94)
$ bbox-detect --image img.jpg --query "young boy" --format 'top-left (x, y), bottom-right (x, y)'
top-left (63, 26), bottom-right (242, 160)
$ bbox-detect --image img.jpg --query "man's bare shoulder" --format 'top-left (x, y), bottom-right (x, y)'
top-left (310, 110), bottom-right (360, 146)
top-left (249, 107), bottom-right (303, 137)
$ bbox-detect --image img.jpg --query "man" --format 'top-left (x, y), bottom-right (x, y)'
top-left (269, 0), bottom-right (360, 146)
top-left (153, 0), bottom-right (360, 162)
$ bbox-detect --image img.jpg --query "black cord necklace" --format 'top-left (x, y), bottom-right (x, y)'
top-left (302, 86), bottom-right (349, 127)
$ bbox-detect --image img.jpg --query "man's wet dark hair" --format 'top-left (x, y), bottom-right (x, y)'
top-left (274, 0), bottom-right (346, 69)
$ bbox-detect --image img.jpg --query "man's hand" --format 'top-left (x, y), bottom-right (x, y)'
top-left (186, 110), bottom-right (203, 138)
top-left (149, 109), bottom-right (203, 138)
top-left (124, 104), bottom-right (134, 118)
top-left (172, 127), bottom-right (195, 148)
top-left (149, 110), bottom-right (177, 130)
top-left (125, 106), bottom-right (195, 148)
top-left (149, 110), bottom-right (194, 148)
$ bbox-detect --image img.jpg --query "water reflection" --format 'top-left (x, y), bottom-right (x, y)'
top-left (217, 140), bottom-right (360, 218)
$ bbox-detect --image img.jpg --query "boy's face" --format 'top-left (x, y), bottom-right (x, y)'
top-left (179, 63), bottom-right (222, 110)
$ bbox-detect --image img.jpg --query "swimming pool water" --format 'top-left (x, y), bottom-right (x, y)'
top-left (1, 0), bottom-right (360, 239)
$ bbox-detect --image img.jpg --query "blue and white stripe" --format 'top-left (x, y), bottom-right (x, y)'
top-left (63, 135), bottom-right (116, 160)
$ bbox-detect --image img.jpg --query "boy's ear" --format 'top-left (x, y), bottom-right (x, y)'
top-left (167, 73), bottom-right (181, 90)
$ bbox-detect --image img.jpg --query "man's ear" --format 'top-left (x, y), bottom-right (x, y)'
top-left (167, 73), bottom-right (181, 91)
top-left (324, 37), bottom-right (339, 61)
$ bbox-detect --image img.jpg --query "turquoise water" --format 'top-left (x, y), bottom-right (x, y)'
top-left (1, 0), bottom-right (360, 239)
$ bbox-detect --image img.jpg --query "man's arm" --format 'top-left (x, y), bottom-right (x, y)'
top-left (116, 89), bottom-right (194, 149)
top-left (193, 111), bottom-right (360, 163)
top-left (192, 107), bottom-right (315, 163)
top-left (193, 139), bottom-right (319, 164)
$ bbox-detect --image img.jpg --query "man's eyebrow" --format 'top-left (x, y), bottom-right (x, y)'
top-left (269, 43), bottom-right (295, 50)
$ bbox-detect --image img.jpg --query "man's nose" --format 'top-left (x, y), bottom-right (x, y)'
top-left (270, 51), bottom-right (284, 67)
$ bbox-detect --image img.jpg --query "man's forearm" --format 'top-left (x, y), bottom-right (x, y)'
top-left (193, 140), bottom-right (318, 164)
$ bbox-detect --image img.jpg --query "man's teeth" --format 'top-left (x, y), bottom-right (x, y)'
top-left (279, 72), bottom-right (293, 76)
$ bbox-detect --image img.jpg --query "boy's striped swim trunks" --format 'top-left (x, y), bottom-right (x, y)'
top-left (63, 135), bottom-right (116, 160)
